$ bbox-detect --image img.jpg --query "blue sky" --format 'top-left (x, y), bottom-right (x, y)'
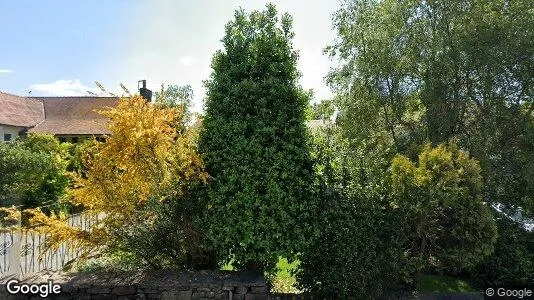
top-left (0, 0), bottom-right (340, 112)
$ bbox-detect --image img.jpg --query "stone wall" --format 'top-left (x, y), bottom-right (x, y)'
top-left (0, 270), bottom-right (486, 300)
top-left (0, 270), bottom-right (269, 300)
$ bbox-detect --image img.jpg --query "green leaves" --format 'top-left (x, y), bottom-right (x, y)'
top-left (199, 4), bottom-right (314, 272)
top-left (328, 0), bottom-right (533, 286)
top-left (390, 143), bottom-right (497, 273)
top-left (154, 84), bottom-right (194, 127)
top-left (0, 134), bottom-right (69, 210)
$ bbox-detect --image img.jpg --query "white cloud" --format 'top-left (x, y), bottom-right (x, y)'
top-left (30, 79), bottom-right (99, 96)
top-left (179, 56), bottom-right (196, 66)
top-left (0, 69), bottom-right (14, 74)
top-left (110, 0), bottom-right (340, 112)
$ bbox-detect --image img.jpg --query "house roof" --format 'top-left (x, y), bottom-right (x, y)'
top-left (28, 97), bottom-right (118, 135)
top-left (0, 91), bottom-right (44, 127)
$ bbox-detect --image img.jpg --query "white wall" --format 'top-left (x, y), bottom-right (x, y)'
top-left (0, 124), bottom-right (26, 142)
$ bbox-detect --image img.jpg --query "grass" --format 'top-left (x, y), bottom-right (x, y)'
top-left (220, 257), bottom-right (300, 293)
top-left (266, 261), bottom-right (480, 295)
top-left (220, 260), bottom-right (234, 271)
top-left (270, 257), bottom-right (300, 293)
top-left (416, 274), bottom-right (477, 293)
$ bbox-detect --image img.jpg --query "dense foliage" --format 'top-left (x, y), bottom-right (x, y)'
top-left (329, 0), bottom-right (534, 217)
top-left (309, 99), bottom-right (335, 121)
top-left (110, 184), bottom-right (217, 270)
top-left (19, 95), bottom-right (211, 267)
top-left (298, 135), bottom-right (497, 298)
top-left (199, 4), bottom-right (315, 272)
top-left (470, 214), bottom-right (534, 288)
top-left (1, 0), bottom-right (530, 292)
top-left (154, 84), bottom-right (195, 126)
top-left (324, 0), bottom-right (534, 289)
top-left (390, 143), bottom-right (497, 274)
top-left (0, 134), bottom-right (69, 210)
top-left (297, 124), bottom-right (409, 299)
top-left (298, 186), bottom-right (409, 299)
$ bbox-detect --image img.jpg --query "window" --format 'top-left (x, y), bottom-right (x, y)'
top-left (71, 137), bottom-right (79, 144)
top-left (58, 137), bottom-right (67, 143)
top-left (3, 134), bottom-right (12, 141)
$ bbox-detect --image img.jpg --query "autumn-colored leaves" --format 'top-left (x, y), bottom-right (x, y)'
top-left (3, 94), bottom-right (206, 260)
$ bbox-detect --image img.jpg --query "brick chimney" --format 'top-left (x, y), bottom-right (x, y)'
top-left (138, 80), bottom-right (152, 102)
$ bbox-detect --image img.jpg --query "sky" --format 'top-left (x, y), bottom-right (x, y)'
top-left (0, 0), bottom-right (341, 112)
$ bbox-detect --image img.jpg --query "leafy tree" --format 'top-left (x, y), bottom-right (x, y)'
top-left (154, 84), bottom-right (195, 126)
top-left (0, 134), bottom-right (69, 210)
top-left (297, 123), bottom-right (409, 299)
top-left (327, 1), bottom-right (533, 287)
top-left (390, 143), bottom-right (497, 273)
top-left (22, 95), bottom-right (210, 267)
top-left (199, 4), bottom-right (314, 272)
top-left (66, 139), bottom-right (95, 175)
top-left (328, 0), bottom-right (534, 217)
top-left (309, 99), bottom-right (335, 121)
top-left (298, 138), bottom-right (497, 297)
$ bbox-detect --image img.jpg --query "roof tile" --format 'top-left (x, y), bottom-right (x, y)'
top-left (28, 97), bottom-right (118, 135)
top-left (0, 92), bottom-right (44, 127)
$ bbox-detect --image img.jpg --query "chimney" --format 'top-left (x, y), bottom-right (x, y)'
top-left (138, 80), bottom-right (152, 102)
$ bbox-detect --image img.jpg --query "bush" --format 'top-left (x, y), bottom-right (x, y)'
top-left (0, 134), bottom-right (69, 210)
top-left (15, 133), bottom-right (71, 158)
top-left (390, 142), bottom-right (498, 274)
top-left (76, 250), bottom-right (141, 273)
top-left (110, 183), bottom-right (217, 270)
top-left (297, 126), bottom-right (410, 299)
top-left (298, 141), bottom-right (499, 298)
top-left (19, 95), bottom-right (213, 270)
top-left (470, 213), bottom-right (534, 287)
top-left (297, 186), bottom-right (411, 299)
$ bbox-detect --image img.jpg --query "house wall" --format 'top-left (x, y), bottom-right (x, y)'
top-left (0, 130), bottom-right (105, 144)
top-left (0, 124), bottom-right (26, 142)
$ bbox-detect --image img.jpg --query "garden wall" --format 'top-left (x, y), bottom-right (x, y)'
top-left (0, 270), bottom-right (485, 300)
top-left (0, 270), bottom-right (269, 300)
